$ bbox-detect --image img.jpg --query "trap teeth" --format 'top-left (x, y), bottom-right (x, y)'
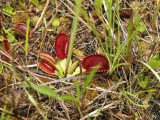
top-left (81, 54), bottom-right (110, 73)
top-left (55, 32), bottom-right (69, 59)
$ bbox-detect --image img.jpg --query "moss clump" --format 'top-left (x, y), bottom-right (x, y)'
top-left (31, 15), bottom-right (40, 25)
top-left (12, 12), bottom-right (29, 25)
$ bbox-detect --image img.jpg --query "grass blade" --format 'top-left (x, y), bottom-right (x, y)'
top-left (25, 18), bottom-right (30, 55)
top-left (31, 85), bottom-right (59, 98)
top-left (81, 65), bottom-right (100, 96)
top-left (65, 0), bottom-right (82, 77)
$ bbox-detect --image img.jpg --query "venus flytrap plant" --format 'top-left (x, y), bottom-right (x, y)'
top-left (38, 51), bottom-right (57, 74)
top-left (81, 54), bottom-right (110, 73)
top-left (54, 33), bottom-right (69, 59)
top-left (0, 36), bottom-right (10, 54)
top-left (1, 22), bottom-right (32, 53)
top-left (11, 23), bottom-right (31, 37)
top-left (38, 0), bottom-right (119, 77)
top-left (1, 27), bottom-right (15, 48)
top-left (38, 32), bottom-right (110, 78)
top-left (38, 32), bottom-right (85, 78)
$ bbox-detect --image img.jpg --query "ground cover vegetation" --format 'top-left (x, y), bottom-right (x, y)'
top-left (0, 0), bottom-right (160, 119)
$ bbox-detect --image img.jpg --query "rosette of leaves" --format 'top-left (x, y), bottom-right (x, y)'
top-left (38, 32), bottom-right (110, 78)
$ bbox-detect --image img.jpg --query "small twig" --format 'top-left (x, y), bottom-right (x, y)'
top-left (45, 0), bottom-right (59, 29)
top-left (55, 81), bottom-right (84, 93)
top-left (80, 101), bottom-right (121, 120)
top-left (32, 0), bottom-right (50, 33)
top-left (148, 41), bottom-right (157, 60)
top-left (16, 64), bottom-right (37, 68)
top-left (40, 75), bottom-right (87, 85)
top-left (57, 99), bottom-right (71, 120)
top-left (149, 0), bottom-right (152, 26)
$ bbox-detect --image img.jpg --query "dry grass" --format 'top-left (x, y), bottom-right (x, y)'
top-left (0, 0), bottom-right (160, 120)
